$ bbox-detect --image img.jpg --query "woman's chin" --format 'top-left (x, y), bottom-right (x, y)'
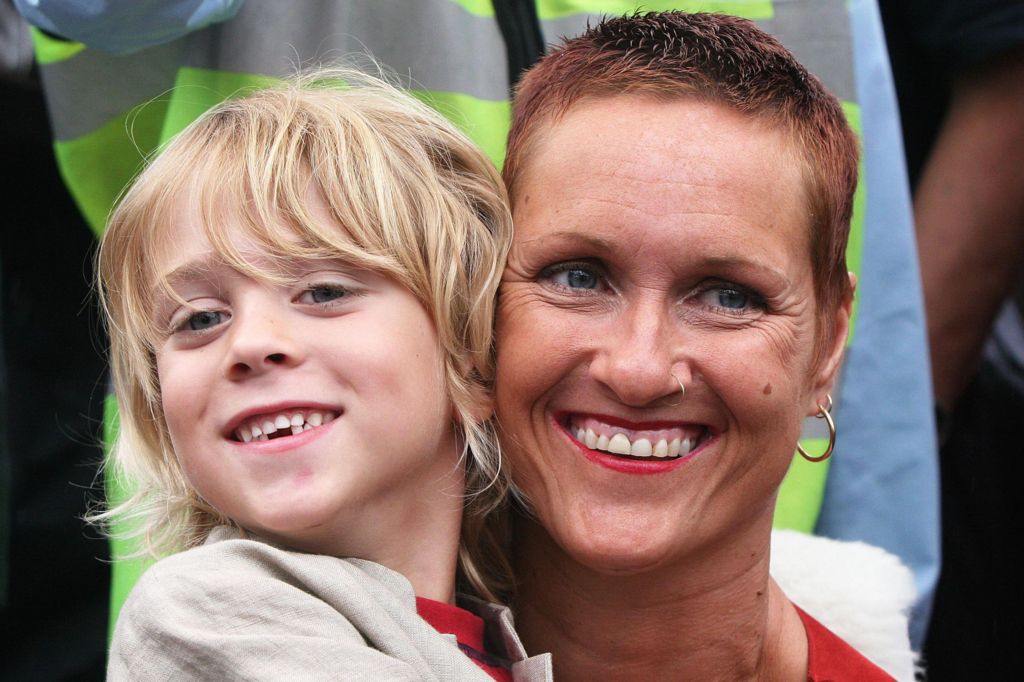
top-left (550, 522), bottom-right (697, 577)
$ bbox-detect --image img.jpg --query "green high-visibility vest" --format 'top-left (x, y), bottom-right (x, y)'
top-left (32, 0), bottom-right (864, 632)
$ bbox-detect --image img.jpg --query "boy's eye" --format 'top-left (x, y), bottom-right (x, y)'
top-left (184, 310), bottom-right (226, 332)
top-left (299, 284), bottom-right (350, 305)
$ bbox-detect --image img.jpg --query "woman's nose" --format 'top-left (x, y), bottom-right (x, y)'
top-left (588, 301), bottom-right (686, 407)
top-left (223, 307), bottom-right (304, 380)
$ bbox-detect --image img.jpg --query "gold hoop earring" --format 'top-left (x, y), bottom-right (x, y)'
top-left (797, 393), bottom-right (835, 462)
top-left (662, 373), bottom-right (686, 406)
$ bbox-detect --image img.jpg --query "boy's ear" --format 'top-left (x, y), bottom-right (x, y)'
top-left (807, 272), bottom-right (856, 416)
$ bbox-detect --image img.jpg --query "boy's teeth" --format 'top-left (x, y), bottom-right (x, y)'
top-left (572, 423), bottom-right (699, 460)
top-left (235, 410), bottom-right (336, 442)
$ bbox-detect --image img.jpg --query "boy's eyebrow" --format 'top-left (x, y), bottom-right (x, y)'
top-left (160, 256), bottom-right (223, 289)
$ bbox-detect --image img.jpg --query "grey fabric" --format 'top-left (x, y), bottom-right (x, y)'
top-left (108, 527), bottom-right (551, 681)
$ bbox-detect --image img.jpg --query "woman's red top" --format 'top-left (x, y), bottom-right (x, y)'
top-left (416, 597), bottom-right (514, 682)
top-left (796, 606), bottom-right (897, 681)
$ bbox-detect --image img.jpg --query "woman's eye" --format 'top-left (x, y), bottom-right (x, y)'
top-left (696, 285), bottom-right (763, 313)
top-left (542, 263), bottom-right (603, 291)
top-left (300, 285), bottom-right (349, 305)
top-left (714, 288), bottom-right (750, 309)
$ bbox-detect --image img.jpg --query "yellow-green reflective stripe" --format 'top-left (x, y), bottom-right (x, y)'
top-left (842, 101), bottom-right (865, 346)
top-left (774, 443), bottom-right (829, 532)
top-left (447, 0), bottom-right (496, 17)
top-left (165, 67), bottom-right (512, 170)
top-left (537, 0), bottom-right (773, 20)
top-left (103, 394), bottom-right (152, 639)
top-left (30, 27), bottom-right (84, 65)
top-left (161, 68), bottom-right (279, 143)
top-left (53, 99), bottom-right (169, 236)
top-left (411, 90), bottom-right (510, 169)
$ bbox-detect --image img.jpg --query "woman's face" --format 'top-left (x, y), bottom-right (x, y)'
top-left (495, 96), bottom-right (849, 573)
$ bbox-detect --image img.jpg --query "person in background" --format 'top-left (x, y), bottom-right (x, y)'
top-left (1, 2), bottom-right (109, 679)
top-left (880, 1), bottom-right (1024, 678)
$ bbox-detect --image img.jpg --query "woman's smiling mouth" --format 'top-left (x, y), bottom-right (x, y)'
top-left (563, 415), bottom-right (711, 461)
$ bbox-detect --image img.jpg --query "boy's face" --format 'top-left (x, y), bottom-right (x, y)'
top-left (152, 193), bottom-right (464, 567)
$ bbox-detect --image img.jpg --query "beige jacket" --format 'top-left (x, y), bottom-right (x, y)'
top-left (108, 527), bottom-right (552, 681)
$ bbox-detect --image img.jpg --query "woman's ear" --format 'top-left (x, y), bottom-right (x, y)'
top-left (807, 272), bottom-right (857, 416)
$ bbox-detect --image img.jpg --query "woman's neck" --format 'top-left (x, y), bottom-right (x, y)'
top-left (512, 518), bottom-right (807, 681)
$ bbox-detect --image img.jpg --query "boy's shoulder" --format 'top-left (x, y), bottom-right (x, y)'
top-left (110, 526), bottom-right (497, 681)
top-left (139, 525), bottom-right (411, 598)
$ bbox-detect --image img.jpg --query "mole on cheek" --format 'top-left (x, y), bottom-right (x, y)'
top-left (763, 383), bottom-right (772, 395)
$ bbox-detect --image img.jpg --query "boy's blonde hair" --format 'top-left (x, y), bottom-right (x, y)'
top-left (95, 69), bottom-right (514, 601)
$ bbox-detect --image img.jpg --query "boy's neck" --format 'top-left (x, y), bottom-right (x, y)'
top-left (261, 450), bottom-right (466, 604)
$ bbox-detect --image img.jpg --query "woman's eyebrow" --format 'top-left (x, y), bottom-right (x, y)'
top-left (697, 255), bottom-right (792, 289)
top-left (517, 230), bottom-right (615, 251)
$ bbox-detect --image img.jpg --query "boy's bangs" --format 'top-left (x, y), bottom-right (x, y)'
top-left (141, 146), bottom-right (405, 343)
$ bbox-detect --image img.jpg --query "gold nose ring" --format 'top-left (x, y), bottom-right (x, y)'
top-left (662, 373), bottom-right (686, 406)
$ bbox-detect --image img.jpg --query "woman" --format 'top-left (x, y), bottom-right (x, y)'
top-left (494, 12), bottom-right (894, 680)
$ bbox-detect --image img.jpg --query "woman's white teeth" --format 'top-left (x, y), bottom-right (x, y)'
top-left (608, 433), bottom-right (631, 455)
top-left (635, 438), bottom-right (655, 457)
top-left (574, 426), bottom-right (694, 459)
top-left (235, 411), bottom-right (335, 442)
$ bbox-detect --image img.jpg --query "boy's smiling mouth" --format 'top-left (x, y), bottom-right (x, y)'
top-left (231, 409), bottom-right (340, 442)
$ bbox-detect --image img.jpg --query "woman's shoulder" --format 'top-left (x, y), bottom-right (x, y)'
top-left (771, 529), bottom-right (918, 681)
top-left (796, 606), bottom-right (897, 681)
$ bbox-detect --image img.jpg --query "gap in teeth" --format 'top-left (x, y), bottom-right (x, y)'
top-left (235, 410), bottom-right (336, 442)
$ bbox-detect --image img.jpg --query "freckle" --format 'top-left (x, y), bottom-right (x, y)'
top-left (756, 591), bottom-right (764, 598)
top-left (763, 383), bottom-right (772, 395)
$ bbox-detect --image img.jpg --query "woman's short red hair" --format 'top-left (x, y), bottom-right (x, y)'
top-left (504, 12), bottom-right (859, 356)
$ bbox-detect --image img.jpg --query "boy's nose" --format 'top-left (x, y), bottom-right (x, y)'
top-left (224, 310), bottom-right (304, 380)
